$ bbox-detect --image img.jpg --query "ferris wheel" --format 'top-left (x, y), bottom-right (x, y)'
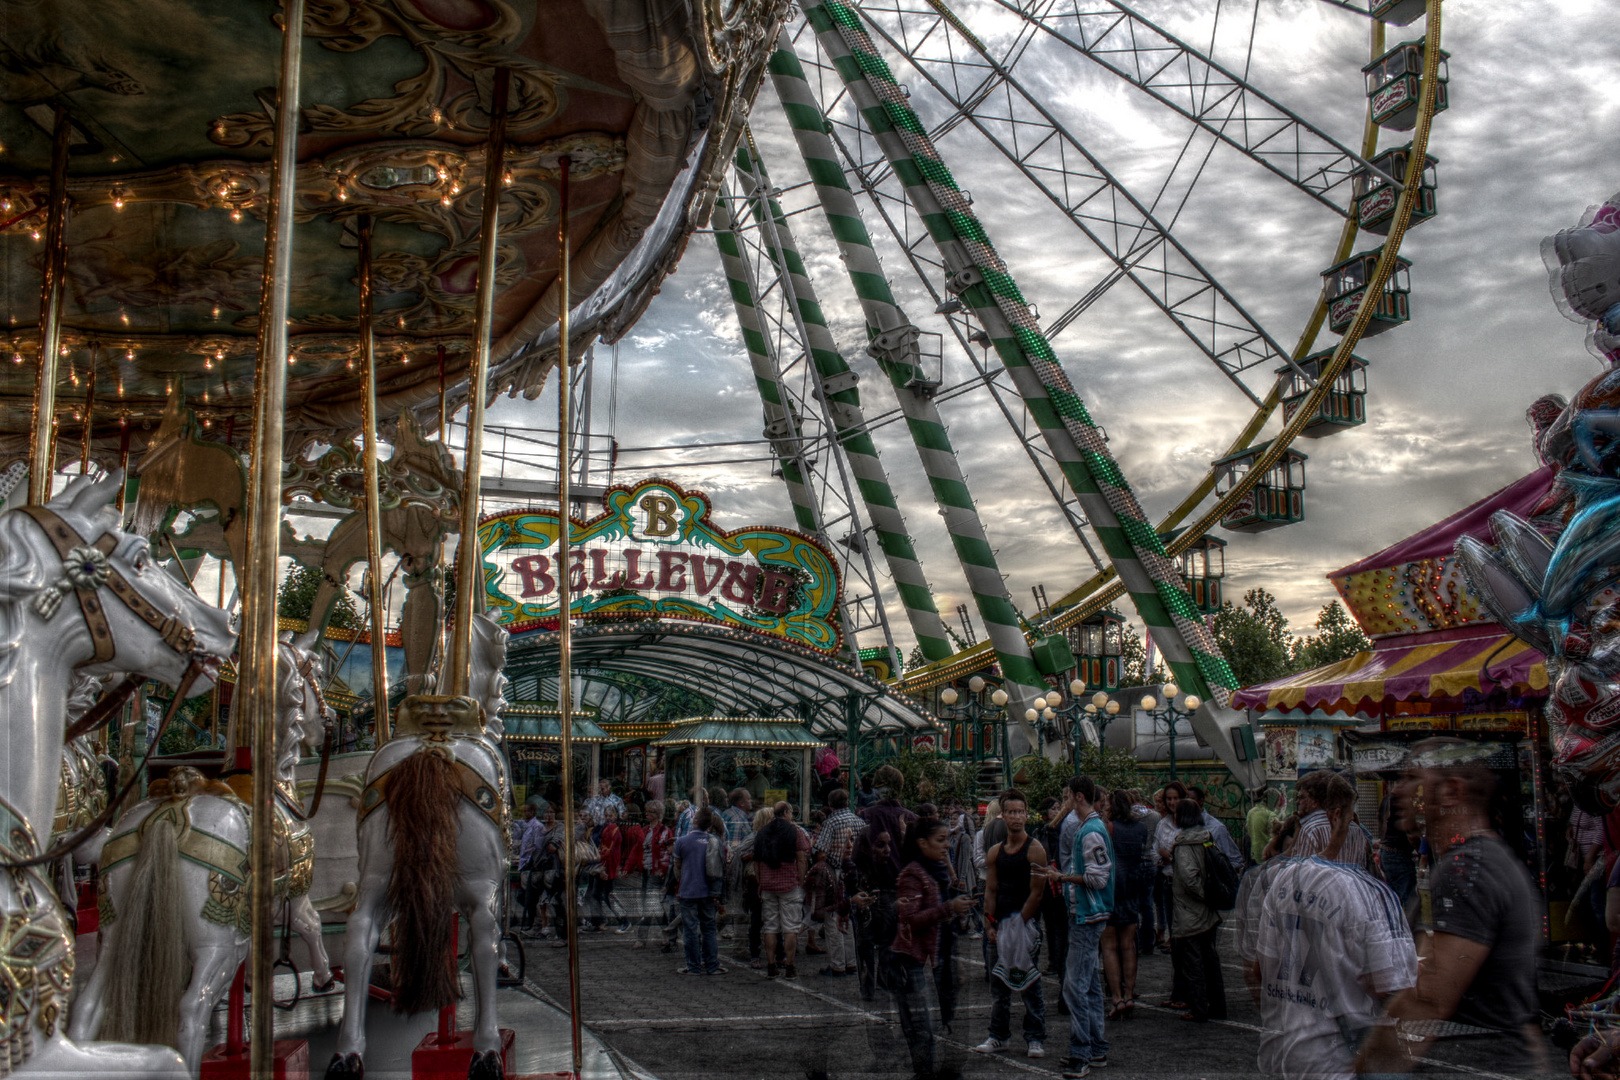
top-left (701, 0), bottom-right (1448, 779)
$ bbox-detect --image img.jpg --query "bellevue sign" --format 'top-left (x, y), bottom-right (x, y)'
top-left (478, 478), bottom-right (843, 654)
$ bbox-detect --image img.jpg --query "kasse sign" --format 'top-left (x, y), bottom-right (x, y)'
top-left (478, 478), bottom-right (843, 653)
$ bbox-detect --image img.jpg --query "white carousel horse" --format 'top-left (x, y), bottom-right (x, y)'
top-left (70, 639), bottom-right (335, 1073)
top-left (0, 472), bottom-right (233, 1080)
top-left (50, 674), bottom-right (114, 909)
top-left (325, 612), bottom-right (510, 1080)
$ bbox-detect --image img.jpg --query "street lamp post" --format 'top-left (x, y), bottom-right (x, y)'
top-left (939, 675), bottom-right (1010, 787)
top-left (1133, 684), bottom-right (1202, 782)
top-left (1028, 679), bottom-right (1107, 776)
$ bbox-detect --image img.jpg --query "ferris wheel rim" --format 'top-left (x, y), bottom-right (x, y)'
top-left (894, 3), bottom-right (1443, 691)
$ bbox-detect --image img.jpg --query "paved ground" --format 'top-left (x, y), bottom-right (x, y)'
top-left (523, 887), bottom-right (1558, 1080)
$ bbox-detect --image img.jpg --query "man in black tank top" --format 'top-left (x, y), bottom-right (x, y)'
top-left (974, 788), bottom-right (1050, 1060)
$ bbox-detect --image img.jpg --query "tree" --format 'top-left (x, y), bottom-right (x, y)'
top-left (905, 645), bottom-right (929, 673)
top-left (1210, 587), bottom-right (1293, 689)
top-left (276, 563), bottom-right (361, 630)
top-left (1291, 600), bottom-right (1371, 672)
top-left (1118, 621), bottom-right (1169, 688)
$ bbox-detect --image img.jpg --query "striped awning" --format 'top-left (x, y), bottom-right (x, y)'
top-left (1231, 626), bottom-right (1547, 714)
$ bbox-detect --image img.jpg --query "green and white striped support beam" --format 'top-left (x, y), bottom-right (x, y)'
top-left (800, 0), bottom-right (1258, 785)
top-left (766, 41), bottom-right (1050, 729)
top-left (710, 190), bottom-right (821, 538)
top-left (732, 137), bottom-right (953, 665)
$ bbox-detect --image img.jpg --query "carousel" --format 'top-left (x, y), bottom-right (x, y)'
top-left (0, 2), bottom-right (786, 1080)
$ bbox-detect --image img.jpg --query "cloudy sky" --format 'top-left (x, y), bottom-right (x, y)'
top-left (485, 0), bottom-right (1620, 658)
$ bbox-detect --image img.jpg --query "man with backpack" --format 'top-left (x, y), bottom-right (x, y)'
top-left (1170, 798), bottom-right (1228, 1022)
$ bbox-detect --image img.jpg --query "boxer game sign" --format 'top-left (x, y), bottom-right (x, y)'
top-left (478, 479), bottom-right (843, 654)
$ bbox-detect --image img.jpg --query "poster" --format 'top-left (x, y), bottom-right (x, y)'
top-left (1296, 726), bottom-right (1337, 770)
top-left (1264, 727), bottom-right (1298, 781)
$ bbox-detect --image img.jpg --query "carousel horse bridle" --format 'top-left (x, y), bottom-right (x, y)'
top-left (0, 507), bottom-right (223, 869)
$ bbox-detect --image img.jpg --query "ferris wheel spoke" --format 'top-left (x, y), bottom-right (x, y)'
top-left (991, 0), bottom-right (1398, 209)
top-left (849, 0), bottom-right (1303, 404)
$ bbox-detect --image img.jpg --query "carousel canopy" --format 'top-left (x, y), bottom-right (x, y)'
top-left (0, 0), bottom-right (783, 453)
top-left (654, 717), bottom-right (823, 749)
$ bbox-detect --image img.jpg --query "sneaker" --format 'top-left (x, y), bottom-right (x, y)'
top-left (783, 965), bottom-right (797, 980)
top-left (972, 1038), bottom-right (1007, 1054)
top-left (676, 967), bottom-right (702, 975)
top-left (767, 963), bottom-right (780, 978)
top-left (615, 923), bottom-right (632, 934)
top-left (749, 958), bottom-right (764, 970)
top-left (708, 967), bottom-right (728, 975)
top-left (1061, 1066), bottom-right (1091, 1079)
top-left (1089, 1056), bottom-right (1109, 1067)
top-left (1026, 1041), bottom-right (1045, 1059)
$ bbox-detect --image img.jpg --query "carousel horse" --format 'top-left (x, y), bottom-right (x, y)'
top-left (325, 612), bottom-right (510, 1080)
top-left (0, 472), bottom-right (233, 1079)
top-left (49, 674), bottom-right (114, 913)
top-left (70, 638), bottom-right (335, 1073)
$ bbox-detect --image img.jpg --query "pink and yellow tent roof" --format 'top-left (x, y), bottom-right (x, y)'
top-left (1233, 467), bottom-right (1556, 715)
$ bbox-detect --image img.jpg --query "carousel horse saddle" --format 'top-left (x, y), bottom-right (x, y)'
top-left (0, 796), bottom-right (77, 1067)
top-left (100, 795), bottom-right (249, 886)
top-left (358, 694), bottom-right (507, 834)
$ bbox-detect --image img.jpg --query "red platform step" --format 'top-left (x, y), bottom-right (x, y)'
top-left (200, 1039), bottom-right (309, 1080)
top-left (411, 1028), bottom-right (515, 1080)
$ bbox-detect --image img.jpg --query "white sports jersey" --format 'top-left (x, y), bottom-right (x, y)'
top-left (1237, 857), bottom-right (1415, 1080)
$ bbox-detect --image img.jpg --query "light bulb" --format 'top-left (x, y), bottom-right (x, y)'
top-left (1085, 704), bottom-right (1097, 714)
top-left (1106, 700), bottom-right (1120, 715)
top-left (1024, 708), bottom-right (1038, 723)
top-left (1183, 695), bottom-right (1201, 711)
top-left (1163, 683), bottom-right (1179, 700)
top-left (1070, 678), bottom-right (1085, 695)
top-left (968, 676), bottom-right (986, 694)
top-left (1092, 691), bottom-right (1108, 708)
top-left (940, 688), bottom-right (958, 706)
top-left (991, 689), bottom-right (1008, 707)
top-left (1140, 696), bottom-right (1157, 711)
top-left (1042, 707), bottom-right (1055, 721)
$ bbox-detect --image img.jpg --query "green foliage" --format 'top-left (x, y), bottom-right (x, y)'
top-left (1013, 746), bottom-right (1143, 819)
top-left (1291, 600), bottom-right (1371, 672)
top-left (1211, 588), bottom-right (1293, 689)
top-left (884, 748), bottom-right (975, 807)
top-left (276, 563), bottom-right (361, 630)
top-left (905, 645), bottom-right (929, 673)
top-left (1117, 620), bottom-right (1169, 688)
top-left (593, 672), bottom-right (714, 725)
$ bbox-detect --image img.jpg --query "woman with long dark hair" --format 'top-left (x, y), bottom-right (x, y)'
top-left (1102, 788), bottom-right (1149, 1018)
top-left (891, 817), bottom-right (976, 1080)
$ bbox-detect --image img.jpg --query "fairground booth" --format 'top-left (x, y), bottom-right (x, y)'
top-left (656, 716), bottom-right (823, 812)
top-left (1233, 465), bottom-right (1606, 966)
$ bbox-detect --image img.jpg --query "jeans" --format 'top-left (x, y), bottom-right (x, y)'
top-left (890, 953), bottom-right (938, 1077)
top-left (1171, 927), bottom-right (1226, 1020)
top-left (823, 914), bottom-right (855, 970)
top-left (1382, 849), bottom-right (1417, 911)
top-left (679, 897), bottom-right (720, 973)
top-left (986, 938), bottom-right (1045, 1043)
top-left (1064, 921), bottom-right (1107, 1062)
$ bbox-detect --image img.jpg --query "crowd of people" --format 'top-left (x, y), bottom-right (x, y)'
top-left (505, 738), bottom-right (1547, 1080)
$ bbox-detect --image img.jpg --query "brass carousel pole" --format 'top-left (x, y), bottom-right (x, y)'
top-left (244, 4), bottom-right (304, 1076)
top-left (28, 103), bottom-right (71, 505)
top-left (555, 155), bottom-right (584, 1079)
top-left (79, 343), bottom-right (97, 473)
top-left (447, 67), bottom-right (508, 697)
top-left (357, 216), bottom-right (391, 744)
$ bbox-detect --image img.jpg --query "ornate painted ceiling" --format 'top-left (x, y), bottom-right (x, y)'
top-left (0, 0), bottom-right (785, 456)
